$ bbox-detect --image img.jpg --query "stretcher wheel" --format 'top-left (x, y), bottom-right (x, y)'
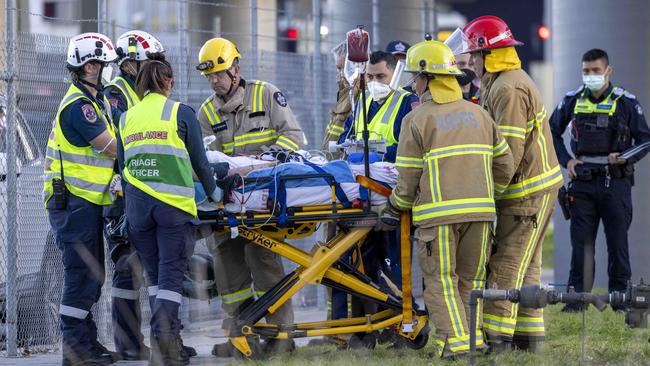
top-left (403, 323), bottom-right (430, 350)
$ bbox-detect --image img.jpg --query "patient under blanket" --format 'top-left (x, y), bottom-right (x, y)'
top-left (195, 158), bottom-right (397, 213)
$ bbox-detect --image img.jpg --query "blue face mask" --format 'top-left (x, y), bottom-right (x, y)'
top-left (583, 74), bottom-right (606, 91)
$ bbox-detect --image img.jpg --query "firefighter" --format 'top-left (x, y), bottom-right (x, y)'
top-left (44, 32), bottom-right (119, 366)
top-left (550, 48), bottom-right (650, 311)
top-left (379, 39), bottom-right (515, 359)
top-left (118, 53), bottom-right (221, 365)
top-left (195, 37), bottom-right (303, 356)
top-left (461, 16), bottom-right (563, 351)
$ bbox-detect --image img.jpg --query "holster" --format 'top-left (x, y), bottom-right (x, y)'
top-left (558, 186), bottom-right (572, 220)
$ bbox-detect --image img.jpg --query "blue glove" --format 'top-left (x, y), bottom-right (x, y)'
top-left (209, 187), bottom-right (224, 203)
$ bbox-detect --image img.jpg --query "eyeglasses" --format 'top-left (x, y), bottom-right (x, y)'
top-left (205, 69), bottom-right (229, 81)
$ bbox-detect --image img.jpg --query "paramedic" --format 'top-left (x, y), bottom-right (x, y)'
top-left (380, 39), bottom-right (514, 359)
top-left (196, 37), bottom-right (303, 356)
top-left (118, 54), bottom-right (220, 365)
top-left (43, 32), bottom-right (120, 366)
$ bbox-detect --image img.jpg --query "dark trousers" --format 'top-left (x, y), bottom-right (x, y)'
top-left (47, 193), bottom-right (105, 359)
top-left (125, 185), bottom-right (196, 339)
top-left (104, 197), bottom-right (146, 354)
top-left (568, 176), bottom-right (633, 293)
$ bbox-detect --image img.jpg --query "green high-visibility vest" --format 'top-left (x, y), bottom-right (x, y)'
top-left (106, 75), bottom-right (141, 109)
top-left (43, 84), bottom-right (116, 206)
top-left (120, 93), bottom-right (196, 216)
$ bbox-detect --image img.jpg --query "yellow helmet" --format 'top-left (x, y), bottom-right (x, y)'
top-left (196, 38), bottom-right (241, 75)
top-left (405, 40), bottom-right (463, 76)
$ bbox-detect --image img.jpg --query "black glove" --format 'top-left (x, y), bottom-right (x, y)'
top-left (376, 200), bottom-right (401, 231)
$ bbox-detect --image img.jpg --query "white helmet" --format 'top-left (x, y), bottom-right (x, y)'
top-left (115, 30), bottom-right (165, 65)
top-left (66, 32), bottom-right (118, 68)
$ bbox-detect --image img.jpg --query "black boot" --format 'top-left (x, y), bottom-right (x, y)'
top-left (150, 336), bottom-right (189, 366)
top-left (263, 338), bottom-right (296, 355)
top-left (487, 339), bottom-right (512, 354)
top-left (513, 336), bottom-right (544, 353)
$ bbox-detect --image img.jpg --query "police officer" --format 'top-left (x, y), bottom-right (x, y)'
top-left (550, 48), bottom-right (650, 312)
top-left (118, 53), bottom-right (221, 366)
top-left (379, 39), bottom-right (514, 359)
top-left (460, 16), bottom-right (563, 351)
top-left (195, 37), bottom-right (303, 356)
top-left (337, 50), bottom-right (419, 348)
top-left (385, 40), bottom-right (410, 61)
top-left (44, 32), bottom-right (119, 366)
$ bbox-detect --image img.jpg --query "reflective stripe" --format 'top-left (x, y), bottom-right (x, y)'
top-left (495, 182), bottom-right (508, 196)
top-left (161, 98), bottom-right (176, 121)
top-left (392, 194), bottom-right (413, 209)
top-left (498, 125), bottom-right (526, 139)
top-left (498, 166), bottom-right (563, 200)
top-left (413, 199), bottom-right (495, 221)
top-left (112, 287), bottom-right (139, 300)
top-left (46, 147), bottom-right (115, 168)
top-left (157, 289), bottom-right (183, 304)
top-left (110, 77), bottom-right (136, 108)
top-left (234, 129), bottom-right (277, 146)
top-left (60, 304), bottom-right (89, 319)
top-left (276, 136), bottom-right (300, 151)
top-left (254, 291), bottom-right (266, 298)
top-left (252, 82), bottom-right (266, 113)
top-left (119, 112), bottom-right (127, 131)
top-left (515, 316), bottom-right (545, 333)
top-left (223, 142), bottom-right (234, 154)
top-left (141, 181), bottom-right (194, 198)
top-left (201, 98), bottom-right (221, 126)
top-left (222, 287), bottom-right (254, 304)
top-left (483, 155), bottom-right (493, 198)
top-left (484, 313), bottom-right (516, 334)
top-left (45, 173), bottom-right (109, 194)
top-left (327, 124), bottom-right (345, 133)
top-left (58, 92), bottom-right (85, 110)
top-left (471, 224), bottom-right (490, 331)
top-left (395, 156), bottom-right (423, 169)
top-left (148, 286), bottom-right (159, 296)
top-left (124, 144), bottom-right (189, 161)
top-left (379, 89), bottom-right (406, 125)
top-left (354, 89), bottom-right (409, 147)
top-left (426, 144), bottom-right (493, 159)
top-left (438, 225), bottom-right (465, 338)
top-left (493, 139), bottom-right (509, 156)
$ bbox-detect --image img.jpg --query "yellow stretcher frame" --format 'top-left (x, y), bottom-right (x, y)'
top-left (198, 178), bottom-right (429, 359)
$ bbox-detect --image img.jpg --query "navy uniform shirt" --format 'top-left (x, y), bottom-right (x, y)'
top-left (116, 101), bottom-right (217, 196)
top-left (104, 73), bottom-right (135, 115)
top-left (338, 91), bottom-right (420, 163)
top-left (59, 82), bottom-right (121, 148)
top-left (550, 83), bottom-right (650, 167)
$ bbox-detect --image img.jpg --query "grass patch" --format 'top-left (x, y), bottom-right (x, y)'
top-left (229, 305), bottom-right (650, 366)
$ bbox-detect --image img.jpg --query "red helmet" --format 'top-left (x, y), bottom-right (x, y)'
top-left (462, 15), bottom-right (523, 52)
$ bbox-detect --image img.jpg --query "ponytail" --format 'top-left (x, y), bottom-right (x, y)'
top-left (135, 52), bottom-right (173, 99)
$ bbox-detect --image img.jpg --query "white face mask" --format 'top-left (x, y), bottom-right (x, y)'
top-left (367, 81), bottom-right (392, 102)
top-left (101, 64), bottom-right (114, 85)
top-left (583, 74), bottom-right (606, 91)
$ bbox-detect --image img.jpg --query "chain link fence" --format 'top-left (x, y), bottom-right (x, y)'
top-left (1, 0), bottom-right (436, 357)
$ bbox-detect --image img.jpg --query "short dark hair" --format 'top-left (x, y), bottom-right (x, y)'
top-left (582, 48), bottom-right (609, 66)
top-left (369, 51), bottom-right (397, 71)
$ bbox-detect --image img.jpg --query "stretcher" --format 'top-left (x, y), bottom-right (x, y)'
top-left (197, 171), bottom-right (429, 359)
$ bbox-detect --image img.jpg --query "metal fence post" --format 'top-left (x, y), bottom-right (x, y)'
top-left (311, 0), bottom-right (325, 310)
top-left (372, 0), bottom-right (379, 50)
top-left (4, 0), bottom-right (19, 357)
top-left (250, 0), bottom-right (258, 80)
top-left (178, 0), bottom-right (188, 103)
top-left (422, 0), bottom-right (430, 34)
top-left (98, 0), bottom-right (107, 34)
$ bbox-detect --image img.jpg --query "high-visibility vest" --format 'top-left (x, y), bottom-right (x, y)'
top-left (120, 93), bottom-right (196, 216)
top-left (43, 84), bottom-right (116, 206)
top-left (106, 75), bottom-right (141, 109)
top-left (354, 88), bottom-right (411, 147)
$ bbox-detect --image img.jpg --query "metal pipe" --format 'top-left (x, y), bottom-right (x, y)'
top-left (177, 0), bottom-right (188, 103)
top-left (372, 0), bottom-right (379, 50)
top-left (4, 0), bottom-right (18, 357)
top-left (422, 0), bottom-right (430, 34)
top-left (98, 0), bottom-right (107, 34)
top-left (431, 0), bottom-right (437, 38)
top-left (312, 0), bottom-right (324, 310)
top-left (250, 0), bottom-right (258, 80)
top-left (469, 290), bottom-right (481, 366)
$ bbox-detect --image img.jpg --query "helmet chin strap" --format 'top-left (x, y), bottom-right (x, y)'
top-left (79, 63), bottom-right (105, 93)
top-left (224, 69), bottom-right (237, 96)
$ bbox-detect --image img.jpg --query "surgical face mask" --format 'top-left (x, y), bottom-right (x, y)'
top-left (583, 74), bottom-right (606, 91)
top-left (101, 64), bottom-right (114, 84)
top-left (367, 81), bottom-right (392, 102)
